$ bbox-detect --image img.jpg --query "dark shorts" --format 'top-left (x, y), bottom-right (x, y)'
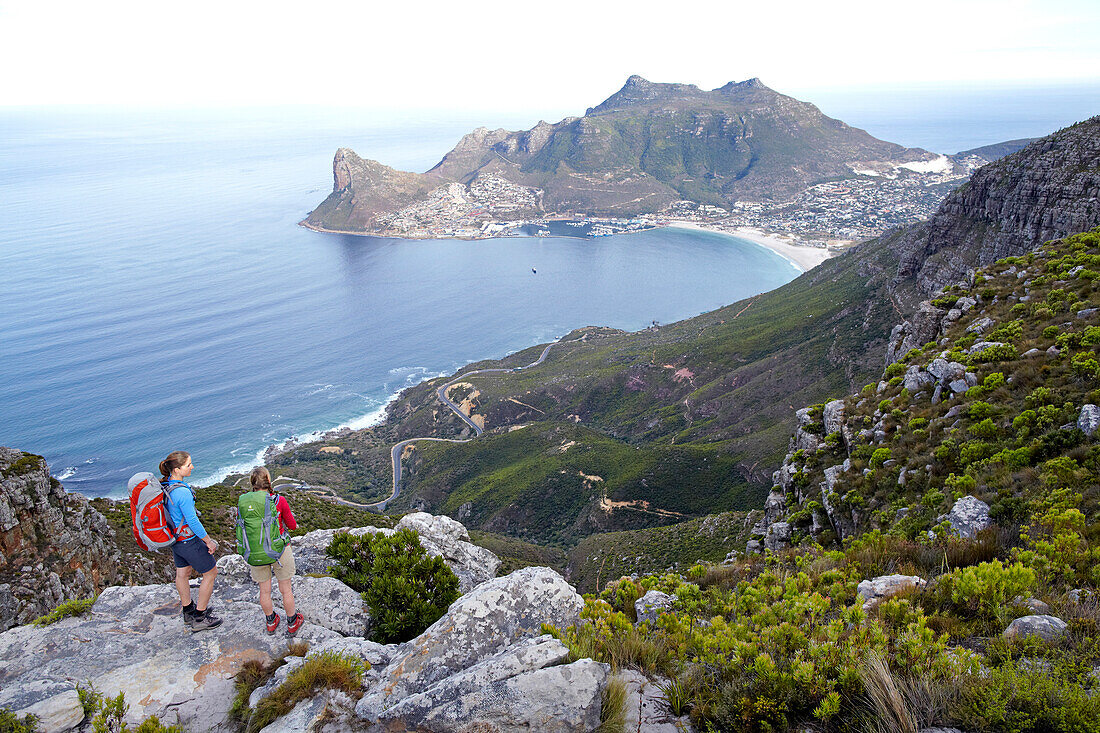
top-left (172, 537), bottom-right (216, 574)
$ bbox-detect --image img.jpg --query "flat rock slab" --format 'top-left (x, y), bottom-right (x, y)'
top-left (618, 669), bottom-right (693, 733)
top-left (0, 583), bottom-right (338, 732)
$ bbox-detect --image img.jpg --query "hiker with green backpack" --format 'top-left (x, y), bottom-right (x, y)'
top-left (238, 466), bottom-right (304, 635)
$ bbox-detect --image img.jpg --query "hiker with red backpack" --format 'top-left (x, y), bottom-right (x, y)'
top-left (238, 466), bottom-right (304, 635)
top-left (160, 451), bottom-right (222, 631)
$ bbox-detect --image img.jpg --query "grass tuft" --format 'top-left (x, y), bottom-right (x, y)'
top-left (594, 677), bottom-right (628, 733)
top-left (246, 651), bottom-right (366, 733)
top-left (31, 597), bottom-right (96, 626)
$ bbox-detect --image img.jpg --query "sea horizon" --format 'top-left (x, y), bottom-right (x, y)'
top-left (3, 83), bottom-right (1098, 499)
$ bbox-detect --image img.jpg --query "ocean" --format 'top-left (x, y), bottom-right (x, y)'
top-left (2, 86), bottom-right (1095, 498)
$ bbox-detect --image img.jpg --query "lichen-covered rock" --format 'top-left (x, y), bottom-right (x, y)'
top-left (934, 495), bottom-right (992, 539)
top-left (635, 590), bottom-right (674, 626)
top-left (13, 689), bottom-right (84, 733)
top-left (857, 575), bottom-right (926, 610)
top-left (363, 635), bottom-right (603, 731)
top-left (0, 448), bottom-right (123, 631)
top-left (0, 583), bottom-right (339, 732)
top-left (355, 566), bottom-right (583, 720)
top-left (1078, 404), bottom-right (1100, 436)
top-left (823, 400), bottom-right (845, 436)
top-left (395, 512), bottom-right (501, 592)
top-left (763, 521), bottom-right (791, 552)
top-left (1004, 614), bottom-right (1068, 642)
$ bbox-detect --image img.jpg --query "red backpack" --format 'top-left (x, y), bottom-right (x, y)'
top-left (128, 472), bottom-right (177, 551)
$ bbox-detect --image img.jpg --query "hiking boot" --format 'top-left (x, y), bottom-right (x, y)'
top-left (265, 612), bottom-right (280, 635)
top-left (182, 606), bottom-right (201, 630)
top-left (190, 608), bottom-right (223, 632)
top-left (286, 612), bottom-right (304, 636)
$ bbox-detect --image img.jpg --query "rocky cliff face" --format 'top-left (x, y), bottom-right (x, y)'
top-left (0, 448), bottom-right (122, 631)
top-left (303, 148), bottom-right (441, 232)
top-left (886, 116), bottom-right (1100, 360)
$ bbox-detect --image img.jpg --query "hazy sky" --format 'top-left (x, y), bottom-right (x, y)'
top-left (2, 0), bottom-right (1098, 112)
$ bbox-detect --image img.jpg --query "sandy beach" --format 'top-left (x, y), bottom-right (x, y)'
top-left (665, 222), bottom-right (836, 272)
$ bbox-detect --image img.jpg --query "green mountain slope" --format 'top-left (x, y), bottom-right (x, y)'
top-left (279, 117), bottom-right (1100, 551)
top-left (759, 226), bottom-right (1100, 550)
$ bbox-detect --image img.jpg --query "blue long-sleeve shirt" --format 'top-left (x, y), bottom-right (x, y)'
top-left (163, 480), bottom-right (207, 540)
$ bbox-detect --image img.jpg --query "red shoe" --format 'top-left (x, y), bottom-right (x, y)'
top-left (286, 612), bottom-right (304, 636)
top-left (266, 612), bottom-right (280, 635)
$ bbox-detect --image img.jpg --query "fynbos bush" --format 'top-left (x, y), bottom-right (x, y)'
top-left (326, 528), bottom-right (460, 643)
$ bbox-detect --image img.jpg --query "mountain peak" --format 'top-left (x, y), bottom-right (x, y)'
top-left (586, 76), bottom-right (702, 115)
top-left (715, 77), bottom-right (773, 95)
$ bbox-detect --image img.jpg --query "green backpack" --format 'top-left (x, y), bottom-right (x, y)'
top-left (236, 490), bottom-right (289, 566)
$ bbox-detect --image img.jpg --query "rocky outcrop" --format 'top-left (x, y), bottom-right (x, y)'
top-left (887, 116), bottom-right (1100, 360)
top-left (0, 582), bottom-right (342, 731)
top-left (287, 511), bottom-right (501, 594)
top-left (0, 551), bottom-right (598, 733)
top-left (355, 566), bottom-right (584, 719)
top-left (935, 495), bottom-right (992, 540)
top-left (0, 448), bottom-right (122, 632)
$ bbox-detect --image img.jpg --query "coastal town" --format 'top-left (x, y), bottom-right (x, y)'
top-left (362, 154), bottom-right (986, 248)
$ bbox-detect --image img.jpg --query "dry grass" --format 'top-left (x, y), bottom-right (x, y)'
top-left (594, 677), bottom-right (628, 733)
top-left (861, 654), bottom-right (917, 733)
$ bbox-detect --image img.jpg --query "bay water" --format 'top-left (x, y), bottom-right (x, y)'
top-left (2, 87), bottom-right (1093, 498)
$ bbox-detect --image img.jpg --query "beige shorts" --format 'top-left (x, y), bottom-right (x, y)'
top-left (249, 546), bottom-right (296, 583)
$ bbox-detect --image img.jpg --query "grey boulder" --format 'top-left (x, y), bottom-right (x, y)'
top-left (857, 575), bottom-right (926, 611)
top-left (355, 566), bottom-right (584, 720)
top-left (1004, 614), bottom-right (1068, 642)
top-left (1078, 404), bottom-right (1100, 436)
top-left (934, 495), bottom-right (991, 539)
top-left (635, 590), bottom-right (675, 626)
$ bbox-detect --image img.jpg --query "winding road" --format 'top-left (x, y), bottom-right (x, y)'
top-left (367, 341), bottom-right (562, 510)
top-left (269, 340), bottom-right (570, 511)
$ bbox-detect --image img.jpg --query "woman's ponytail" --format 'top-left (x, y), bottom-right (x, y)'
top-left (250, 466), bottom-right (273, 493)
top-left (160, 451), bottom-right (191, 481)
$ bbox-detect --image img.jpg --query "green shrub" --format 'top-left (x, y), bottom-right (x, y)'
top-left (1071, 353), bottom-right (1100, 380)
top-left (0, 708), bottom-right (38, 733)
top-left (971, 344), bottom-right (1018, 363)
top-left (869, 448), bottom-right (892, 469)
top-left (326, 528), bottom-right (460, 643)
top-left (1043, 326), bottom-right (1060, 339)
top-left (989, 320), bottom-right (1023, 343)
top-left (952, 658), bottom-right (1100, 733)
top-left (941, 560), bottom-right (1036, 623)
top-left (969, 418), bottom-right (999, 439)
top-left (884, 362), bottom-right (906, 379)
top-left (32, 597), bottom-right (96, 626)
top-left (968, 401), bottom-right (996, 420)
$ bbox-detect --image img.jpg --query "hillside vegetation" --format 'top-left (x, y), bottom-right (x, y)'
top-left (544, 228), bottom-right (1100, 733)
